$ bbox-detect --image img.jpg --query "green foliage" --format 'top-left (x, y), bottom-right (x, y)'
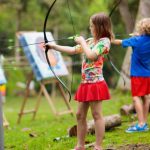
top-left (0, 0), bottom-right (139, 88)
top-left (71, 73), bottom-right (81, 93)
top-left (4, 90), bottom-right (150, 149)
top-left (5, 67), bottom-right (27, 95)
top-left (0, 0), bottom-right (108, 41)
top-left (0, 5), bottom-right (16, 33)
top-left (19, 0), bottom-right (45, 31)
top-left (1, 4), bottom-right (148, 149)
top-left (88, 0), bottom-right (107, 15)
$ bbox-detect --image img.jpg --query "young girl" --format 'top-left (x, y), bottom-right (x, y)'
top-left (45, 12), bottom-right (113, 150)
top-left (112, 18), bottom-right (150, 133)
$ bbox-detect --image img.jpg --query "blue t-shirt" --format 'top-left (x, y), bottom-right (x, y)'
top-left (122, 35), bottom-right (150, 77)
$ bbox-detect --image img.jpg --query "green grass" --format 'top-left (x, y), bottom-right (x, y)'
top-left (3, 90), bottom-right (150, 150)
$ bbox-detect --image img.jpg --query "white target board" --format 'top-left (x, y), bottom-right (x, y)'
top-left (19, 32), bottom-right (68, 81)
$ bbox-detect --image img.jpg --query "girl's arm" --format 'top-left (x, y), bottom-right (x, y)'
top-left (75, 36), bottom-right (97, 61)
top-left (45, 43), bottom-right (76, 55)
top-left (111, 39), bottom-right (122, 45)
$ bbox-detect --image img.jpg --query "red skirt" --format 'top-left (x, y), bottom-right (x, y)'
top-left (74, 80), bottom-right (110, 102)
top-left (131, 77), bottom-right (150, 96)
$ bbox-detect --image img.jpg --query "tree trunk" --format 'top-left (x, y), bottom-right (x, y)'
top-left (118, 0), bottom-right (135, 33)
top-left (117, 0), bottom-right (150, 90)
top-left (68, 114), bottom-right (121, 137)
top-left (137, 0), bottom-right (150, 20)
top-left (15, 4), bottom-right (22, 63)
top-left (117, 48), bottom-right (131, 90)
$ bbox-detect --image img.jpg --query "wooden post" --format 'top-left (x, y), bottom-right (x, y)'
top-left (40, 82), bottom-right (57, 115)
top-left (32, 87), bottom-right (42, 120)
top-left (17, 72), bottom-right (33, 124)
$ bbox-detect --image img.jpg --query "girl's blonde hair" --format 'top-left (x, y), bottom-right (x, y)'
top-left (136, 18), bottom-right (150, 35)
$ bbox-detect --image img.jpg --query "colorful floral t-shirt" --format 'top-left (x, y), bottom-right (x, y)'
top-left (75, 37), bottom-right (110, 83)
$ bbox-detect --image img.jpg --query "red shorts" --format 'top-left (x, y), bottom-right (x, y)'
top-left (131, 77), bottom-right (150, 96)
top-left (74, 80), bottom-right (110, 102)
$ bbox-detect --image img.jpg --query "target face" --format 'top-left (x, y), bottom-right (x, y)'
top-left (19, 32), bottom-right (68, 81)
top-left (35, 36), bottom-right (58, 67)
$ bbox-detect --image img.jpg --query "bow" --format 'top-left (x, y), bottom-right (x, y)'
top-left (43, 0), bottom-right (71, 102)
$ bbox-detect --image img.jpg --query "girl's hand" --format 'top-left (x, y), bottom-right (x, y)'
top-left (43, 43), bottom-right (56, 49)
top-left (75, 36), bottom-right (86, 45)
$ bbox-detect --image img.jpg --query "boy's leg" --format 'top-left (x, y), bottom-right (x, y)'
top-left (133, 96), bottom-right (145, 126)
top-left (142, 95), bottom-right (150, 123)
top-left (90, 101), bottom-right (104, 150)
top-left (76, 102), bottom-right (89, 149)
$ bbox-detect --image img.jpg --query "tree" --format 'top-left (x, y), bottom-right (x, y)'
top-left (117, 0), bottom-right (150, 90)
top-left (118, 0), bottom-right (135, 33)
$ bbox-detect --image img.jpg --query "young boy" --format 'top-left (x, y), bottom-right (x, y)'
top-left (112, 18), bottom-right (150, 133)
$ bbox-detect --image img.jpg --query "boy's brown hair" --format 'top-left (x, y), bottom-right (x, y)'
top-left (136, 18), bottom-right (150, 35)
top-left (91, 12), bottom-right (114, 40)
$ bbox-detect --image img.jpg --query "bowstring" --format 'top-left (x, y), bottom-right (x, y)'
top-left (66, 0), bottom-right (77, 95)
top-left (108, 0), bottom-right (126, 86)
top-left (3, 37), bottom-right (72, 50)
top-left (66, 0), bottom-right (76, 36)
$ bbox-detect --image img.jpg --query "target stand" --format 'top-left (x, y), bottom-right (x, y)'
top-left (17, 72), bottom-right (74, 124)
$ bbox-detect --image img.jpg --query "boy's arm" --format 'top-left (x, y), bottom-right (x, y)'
top-left (111, 39), bottom-right (122, 45)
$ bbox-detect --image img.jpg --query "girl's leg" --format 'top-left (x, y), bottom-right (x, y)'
top-left (133, 96), bottom-right (145, 126)
top-left (76, 102), bottom-right (89, 149)
top-left (90, 101), bottom-right (104, 150)
top-left (142, 95), bottom-right (150, 123)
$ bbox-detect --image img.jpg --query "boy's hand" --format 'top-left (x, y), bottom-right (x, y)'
top-left (129, 32), bottom-right (140, 36)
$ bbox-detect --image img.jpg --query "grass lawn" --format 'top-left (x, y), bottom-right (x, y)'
top-left (3, 89), bottom-right (150, 150)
